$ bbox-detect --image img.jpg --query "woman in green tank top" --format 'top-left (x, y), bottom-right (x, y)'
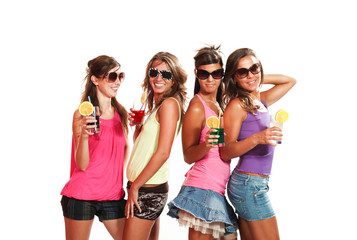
top-left (123, 52), bottom-right (187, 240)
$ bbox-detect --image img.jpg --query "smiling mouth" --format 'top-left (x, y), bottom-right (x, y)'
top-left (154, 83), bottom-right (165, 87)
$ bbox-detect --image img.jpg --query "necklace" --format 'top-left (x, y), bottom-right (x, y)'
top-left (198, 93), bottom-right (221, 113)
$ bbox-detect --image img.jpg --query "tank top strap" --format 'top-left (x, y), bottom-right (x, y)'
top-left (195, 94), bottom-right (216, 119)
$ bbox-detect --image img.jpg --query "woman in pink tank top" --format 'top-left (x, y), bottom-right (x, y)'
top-left (60, 55), bottom-right (129, 239)
top-left (167, 45), bottom-right (238, 240)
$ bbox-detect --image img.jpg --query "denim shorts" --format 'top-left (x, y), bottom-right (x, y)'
top-left (227, 170), bottom-right (275, 221)
top-left (61, 196), bottom-right (126, 222)
top-left (167, 186), bottom-right (237, 235)
top-left (127, 181), bottom-right (169, 221)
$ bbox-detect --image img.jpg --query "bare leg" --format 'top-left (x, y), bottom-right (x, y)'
top-left (123, 216), bottom-right (155, 240)
top-left (64, 217), bottom-right (93, 240)
top-left (148, 217), bottom-right (160, 240)
top-left (189, 227), bottom-right (213, 240)
top-left (103, 218), bottom-right (126, 240)
top-left (239, 216), bottom-right (279, 240)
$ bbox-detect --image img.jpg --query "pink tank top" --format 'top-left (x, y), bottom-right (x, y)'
top-left (61, 110), bottom-right (126, 201)
top-left (183, 94), bottom-right (231, 196)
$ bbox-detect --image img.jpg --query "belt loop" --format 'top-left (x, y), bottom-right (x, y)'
top-left (244, 175), bottom-right (250, 186)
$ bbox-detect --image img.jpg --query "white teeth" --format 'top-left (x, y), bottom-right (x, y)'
top-left (155, 83), bottom-right (164, 87)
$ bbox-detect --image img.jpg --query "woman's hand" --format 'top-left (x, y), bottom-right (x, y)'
top-left (128, 108), bottom-right (136, 127)
top-left (254, 126), bottom-right (283, 146)
top-left (204, 129), bottom-right (220, 148)
top-left (125, 183), bottom-right (141, 218)
top-left (80, 116), bottom-right (96, 136)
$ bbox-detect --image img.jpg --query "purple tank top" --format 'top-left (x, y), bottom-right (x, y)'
top-left (236, 101), bottom-right (275, 175)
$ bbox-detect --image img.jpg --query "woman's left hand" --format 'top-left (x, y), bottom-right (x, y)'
top-left (125, 183), bottom-right (141, 218)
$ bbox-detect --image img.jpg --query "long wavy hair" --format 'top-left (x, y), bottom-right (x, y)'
top-left (193, 45), bottom-right (224, 110)
top-left (81, 55), bottom-right (128, 133)
top-left (141, 52), bottom-right (187, 118)
top-left (222, 48), bottom-right (264, 114)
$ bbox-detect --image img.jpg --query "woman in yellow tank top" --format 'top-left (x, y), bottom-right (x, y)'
top-left (123, 52), bottom-right (187, 240)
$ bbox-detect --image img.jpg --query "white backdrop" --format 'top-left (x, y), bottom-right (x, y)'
top-left (1, 0), bottom-right (356, 239)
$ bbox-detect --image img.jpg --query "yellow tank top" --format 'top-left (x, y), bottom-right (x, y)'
top-left (126, 98), bottom-right (181, 184)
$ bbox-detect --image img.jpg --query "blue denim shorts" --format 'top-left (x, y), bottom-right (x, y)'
top-left (61, 196), bottom-right (126, 222)
top-left (227, 170), bottom-right (275, 221)
top-left (167, 186), bottom-right (237, 235)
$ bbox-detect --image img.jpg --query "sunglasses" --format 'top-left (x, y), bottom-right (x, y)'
top-left (148, 68), bottom-right (173, 81)
top-left (235, 63), bottom-right (261, 79)
top-left (107, 72), bottom-right (125, 83)
top-left (196, 69), bottom-right (224, 80)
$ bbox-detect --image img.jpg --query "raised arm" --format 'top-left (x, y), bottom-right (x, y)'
top-left (72, 110), bottom-right (96, 171)
top-left (260, 74), bottom-right (296, 106)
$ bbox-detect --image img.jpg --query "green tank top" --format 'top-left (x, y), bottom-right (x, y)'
top-left (126, 98), bottom-right (181, 184)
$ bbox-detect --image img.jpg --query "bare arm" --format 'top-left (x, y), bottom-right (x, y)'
top-left (220, 99), bottom-right (282, 161)
top-left (261, 74), bottom-right (297, 106)
top-left (182, 98), bottom-right (218, 164)
top-left (125, 98), bottom-right (180, 217)
top-left (72, 110), bottom-right (97, 171)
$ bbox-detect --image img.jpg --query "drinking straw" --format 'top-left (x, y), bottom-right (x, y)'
top-left (218, 107), bottom-right (221, 127)
top-left (87, 96), bottom-right (95, 116)
top-left (140, 90), bottom-right (152, 110)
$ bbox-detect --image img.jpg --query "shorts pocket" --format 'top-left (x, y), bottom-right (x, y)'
top-left (228, 190), bottom-right (246, 216)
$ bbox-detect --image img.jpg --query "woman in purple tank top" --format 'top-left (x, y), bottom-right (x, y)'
top-left (221, 48), bottom-right (296, 240)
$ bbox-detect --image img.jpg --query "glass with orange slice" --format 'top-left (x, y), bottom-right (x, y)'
top-left (206, 115), bottom-right (225, 147)
top-left (132, 91), bottom-right (150, 125)
top-left (270, 109), bottom-right (289, 144)
top-left (78, 101), bottom-right (100, 133)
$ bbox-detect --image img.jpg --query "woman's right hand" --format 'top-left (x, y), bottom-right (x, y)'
top-left (204, 129), bottom-right (220, 148)
top-left (254, 126), bottom-right (283, 146)
top-left (128, 108), bottom-right (136, 127)
top-left (80, 116), bottom-right (96, 136)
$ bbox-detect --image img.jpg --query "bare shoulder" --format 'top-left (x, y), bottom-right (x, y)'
top-left (224, 98), bottom-right (247, 121)
top-left (186, 96), bottom-right (204, 115)
top-left (160, 97), bottom-right (180, 112)
top-left (158, 98), bottom-right (180, 121)
top-left (226, 98), bottom-right (244, 112)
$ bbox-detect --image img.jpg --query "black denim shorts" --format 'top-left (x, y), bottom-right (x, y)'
top-left (127, 181), bottom-right (169, 220)
top-left (61, 196), bottom-right (126, 222)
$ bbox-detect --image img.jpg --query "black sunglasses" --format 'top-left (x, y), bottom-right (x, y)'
top-left (196, 69), bottom-right (224, 80)
top-left (235, 63), bottom-right (261, 79)
top-left (148, 68), bottom-right (173, 81)
top-left (107, 72), bottom-right (125, 83)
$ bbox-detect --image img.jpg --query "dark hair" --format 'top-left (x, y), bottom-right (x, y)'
top-left (222, 48), bottom-right (264, 114)
top-left (82, 55), bottom-right (128, 133)
top-left (193, 45), bottom-right (224, 110)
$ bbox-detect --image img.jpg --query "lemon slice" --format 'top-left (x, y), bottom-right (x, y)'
top-left (206, 116), bottom-right (220, 128)
top-left (275, 109), bottom-right (289, 122)
top-left (141, 92), bottom-right (148, 104)
top-left (78, 101), bottom-right (94, 116)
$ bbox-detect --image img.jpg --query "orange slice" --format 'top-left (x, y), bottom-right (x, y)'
top-left (275, 109), bottom-right (289, 122)
top-left (141, 92), bottom-right (147, 104)
top-left (78, 101), bottom-right (94, 116)
top-left (206, 116), bottom-right (220, 128)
